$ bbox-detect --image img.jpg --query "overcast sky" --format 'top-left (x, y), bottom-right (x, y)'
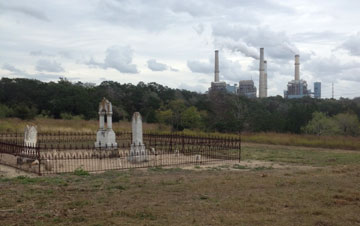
top-left (1, 0), bottom-right (360, 98)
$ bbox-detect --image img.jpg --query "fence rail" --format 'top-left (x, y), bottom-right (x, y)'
top-left (0, 132), bottom-right (241, 175)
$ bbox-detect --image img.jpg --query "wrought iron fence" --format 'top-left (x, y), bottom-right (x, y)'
top-left (0, 132), bottom-right (241, 175)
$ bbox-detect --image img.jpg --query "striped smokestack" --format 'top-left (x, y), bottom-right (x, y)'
top-left (214, 50), bottom-right (219, 82)
top-left (295, 54), bottom-right (300, 81)
top-left (259, 48), bottom-right (266, 97)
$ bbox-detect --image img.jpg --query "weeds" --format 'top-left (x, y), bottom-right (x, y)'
top-left (73, 168), bottom-right (89, 176)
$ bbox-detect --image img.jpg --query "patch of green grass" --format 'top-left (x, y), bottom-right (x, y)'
top-left (252, 166), bottom-right (273, 171)
top-left (15, 176), bottom-right (38, 184)
top-left (148, 166), bottom-right (164, 172)
top-left (199, 194), bottom-right (209, 200)
top-left (73, 168), bottom-right (90, 176)
top-left (107, 184), bottom-right (126, 190)
top-left (67, 200), bottom-right (89, 209)
top-left (232, 164), bottom-right (248, 169)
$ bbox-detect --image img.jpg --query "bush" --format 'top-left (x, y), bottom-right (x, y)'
top-left (0, 104), bottom-right (12, 118)
top-left (13, 104), bottom-right (37, 120)
top-left (60, 112), bottom-right (74, 120)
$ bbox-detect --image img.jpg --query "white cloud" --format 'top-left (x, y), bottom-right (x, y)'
top-left (340, 32), bottom-right (360, 56)
top-left (87, 45), bottom-right (139, 74)
top-left (187, 60), bottom-right (212, 74)
top-left (36, 59), bottom-right (64, 72)
top-left (147, 59), bottom-right (168, 71)
top-left (0, 2), bottom-right (49, 21)
top-left (187, 54), bottom-right (255, 83)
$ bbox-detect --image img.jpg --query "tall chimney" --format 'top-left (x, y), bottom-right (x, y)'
top-left (259, 48), bottom-right (266, 97)
top-left (264, 60), bottom-right (268, 97)
top-left (214, 50), bottom-right (219, 82)
top-left (295, 54), bottom-right (300, 81)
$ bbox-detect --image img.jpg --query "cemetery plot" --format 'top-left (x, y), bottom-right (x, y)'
top-left (0, 132), bottom-right (241, 175)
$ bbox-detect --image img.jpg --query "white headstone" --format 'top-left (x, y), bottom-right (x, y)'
top-left (95, 98), bottom-right (117, 149)
top-left (24, 125), bottom-right (37, 147)
top-left (129, 112), bottom-right (147, 162)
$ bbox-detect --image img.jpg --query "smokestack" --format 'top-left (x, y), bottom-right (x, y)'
top-left (259, 48), bottom-right (266, 97)
top-left (264, 60), bottom-right (267, 96)
top-left (214, 50), bottom-right (219, 82)
top-left (295, 54), bottom-right (300, 81)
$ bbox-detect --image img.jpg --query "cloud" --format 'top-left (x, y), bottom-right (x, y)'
top-left (187, 60), bottom-right (212, 74)
top-left (147, 59), bottom-right (168, 71)
top-left (86, 45), bottom-right (139, 74)
top-left (2, 63), bottom-right (68, 81)
top-left (304, 56), bottom-right (360, 82)
top-left (340, 32), bottom-right (360, 56)
top-left (187, 54), bottom-right (255, 82)
top-left (170, 67), bottom-right (179, 72)
top-left (193, 23), bottom-right (205, 35)
top-left (36, 59), bottom-right (65, 73)
top-left (214, 37), bottom-right (259, 59)
top-left (97, 0), bottom-right (175, 31)
top-left (212, 22), bottom-right (299, 60)
top-left (0, 2), bottom-right (49, 21)
top-left (2, 63), bottom-right (25, 75)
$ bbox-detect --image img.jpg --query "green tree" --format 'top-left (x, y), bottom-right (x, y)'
top-left (156, 109), bottom-right (173, 125)
top-left (334, 113), bottom-right (360, 136)
top-left (302, 112), bottom-right (340, 136)
top-left (181, 106), bottom-right (202, 129)
top-left (13, 104), bottom-right (37, 120)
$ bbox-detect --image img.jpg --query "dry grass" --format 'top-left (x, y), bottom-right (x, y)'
top-left (241, 132), bottom-right (360, 151)
top-left (0, 118), bottom-right (167, 133)
top-left (1, 144), bottom-right (360, 225)
top-left (0, 165), bottom-right (359, 225)
top-left (1, 118), bottom-right (360, 150)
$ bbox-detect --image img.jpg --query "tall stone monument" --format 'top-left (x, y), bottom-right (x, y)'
top-left (24, 125), bottom-right (37, 147)
top-left (95, 98), bottom-right (117, 149)
top-left (129, 112), bottom-right (147, 162)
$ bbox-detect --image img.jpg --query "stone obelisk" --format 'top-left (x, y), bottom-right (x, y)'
top-left (129, 112), bottom-right (147, 162)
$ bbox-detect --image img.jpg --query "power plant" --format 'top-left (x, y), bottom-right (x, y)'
top-left (209, 50), bottom-right (227, 92)
top-left (284, 55), bottom-right (321, 99)
top-left (209, 49), bottom-right (321, 99)
top-left (209, 50), bottom-right (256, 98)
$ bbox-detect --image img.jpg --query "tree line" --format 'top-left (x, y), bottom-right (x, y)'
top-left (0, 77), bottom-right (359, 135)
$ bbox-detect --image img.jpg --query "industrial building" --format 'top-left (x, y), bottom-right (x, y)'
top-left (226, 84), bottom-right (238, 94)
top-left (208, 48), bottom-right (321, 99)
top-left (284, 55), bottom-right (321, 99)
top-left (238, 80), bottom-right (257, 98)
top-left (209, 50), bottom-right (257, 98)
top-left (314, 82), bottom-right (321, 99)
top-left (209, 50), bottom-right (227, 93)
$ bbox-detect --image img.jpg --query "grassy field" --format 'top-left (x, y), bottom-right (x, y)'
top-left (1, 143), bottom-right (360, 226)
top-left (0, 118), bottom-right (166, 133)
top-left (1, 118), bottom-right (360, 151)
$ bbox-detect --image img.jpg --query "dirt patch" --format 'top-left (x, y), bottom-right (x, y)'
top-left (0, 164), bottom-right (38, 178)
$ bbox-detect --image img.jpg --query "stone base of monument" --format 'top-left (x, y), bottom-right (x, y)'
top-left (128, 144), bottom-right (148, 162)
top-left (94, 129), bottom-right (118, 149)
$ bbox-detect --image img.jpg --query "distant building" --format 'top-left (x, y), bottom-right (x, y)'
top-left (284, 80), bottom-right (311, 99)
top-left (209, 81), bottom-right (227, 93)
top-left (239, 80), bottom-right (257, 98)
top-left (314, 82), bottom-right (321, 99)
top-left (226, 84), bottom-right (238, 94)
